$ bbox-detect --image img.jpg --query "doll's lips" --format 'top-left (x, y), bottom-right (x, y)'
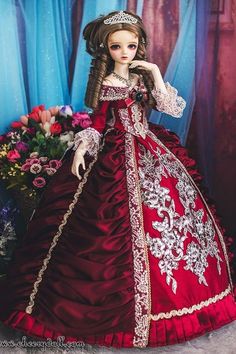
top-left (121, 56), bottom-right (128, 59)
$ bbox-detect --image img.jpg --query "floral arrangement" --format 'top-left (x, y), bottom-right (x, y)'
top-left (0, 200), bottom-right (18, 275)
top-left (0, 104), bottom-right (91, 200)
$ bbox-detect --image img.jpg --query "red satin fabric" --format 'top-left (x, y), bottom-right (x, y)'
top-left (3, 294), bottom-right (236, 348)
top-left (1, 86), bottom-right (236, 348)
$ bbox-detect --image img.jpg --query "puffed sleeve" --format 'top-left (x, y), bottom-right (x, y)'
top-left (72, 100), bottom-right (110, 156)
top-left (151, 82), bottom-right (186, 118)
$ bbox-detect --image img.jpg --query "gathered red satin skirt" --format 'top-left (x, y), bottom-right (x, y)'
top-left (0, 124), bottom-right (236, 348)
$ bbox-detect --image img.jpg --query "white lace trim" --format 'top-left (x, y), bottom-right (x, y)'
top-left (151, 285), bottom-right (231, 321)
top-left (72, 127), bottom-right (101, 156)
top-left (118, 105), bottom-right (148, 139)
top-left (100, 86), bottom-right (129, 101)
top-left (151, 82), bottom-right (186, 118)
top-left (125, 133), bottom-right (151, 348)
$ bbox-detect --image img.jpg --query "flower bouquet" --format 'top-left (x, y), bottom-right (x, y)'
top-left (0, 104), bottom-right (92, 221)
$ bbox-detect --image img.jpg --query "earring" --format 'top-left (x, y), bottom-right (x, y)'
top-left (99, 43), bottom-right (104, 48)
top-left (141, 37), bottom-right (146, 44)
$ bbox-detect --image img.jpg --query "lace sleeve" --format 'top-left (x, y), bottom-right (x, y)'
top-left (72, 127), bottom-right (101, 156)
top-left (151, 82), bottom-right (186, 118)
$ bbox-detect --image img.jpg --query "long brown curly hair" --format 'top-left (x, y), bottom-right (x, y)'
top-left (83, 10), bottom-right (156, 110)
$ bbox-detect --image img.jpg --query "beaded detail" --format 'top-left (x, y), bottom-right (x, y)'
top-left (72, 127), bottom-right (101, 156)
top-left (151, 82), bottom-right (186, 118)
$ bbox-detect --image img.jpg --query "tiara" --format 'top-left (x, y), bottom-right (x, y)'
top-left (104, 11), bottom-right (138, 25)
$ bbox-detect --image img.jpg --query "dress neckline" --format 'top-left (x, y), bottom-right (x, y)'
top-left (101, 76), bottom-right (140, 91)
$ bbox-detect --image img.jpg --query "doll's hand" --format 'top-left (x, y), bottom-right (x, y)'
top-left (129, 60), bottom-right (159, 73)
top-left (71, 143), bottom-right (87, 180)
top-left (130, 60), bottom-right (167, 94)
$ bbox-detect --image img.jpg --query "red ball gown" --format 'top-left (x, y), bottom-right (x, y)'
top-left (0, 77), bottom-right (236, 349)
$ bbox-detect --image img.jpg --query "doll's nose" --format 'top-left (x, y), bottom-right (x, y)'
top-left (122, 47), bottom-right (128, 55)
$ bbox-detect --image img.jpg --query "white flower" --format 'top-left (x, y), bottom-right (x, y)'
top-left (59, 131), bottom-right (74, 146)
top-left (43, 122), bottom-right (52, 137)
top-left (59, 105), bottom-right (73, 117)
top-left (39, 156), bottom-right (48, 163)
top-left (50, 116), bottom-right (55, 124)
top-left (30, 163), bottom-right (42, 174)
top-left (30, 152), bottom-right (39, 158)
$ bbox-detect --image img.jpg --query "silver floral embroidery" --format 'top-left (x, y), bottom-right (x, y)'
top-left (138, 144), bottom-right (222, 294)
top-left (147, 130), bottom-right (234, 293)
top-left (119, 105), bottom-right (148, 139)
top-left (125, 134), bottom-right (151, 348)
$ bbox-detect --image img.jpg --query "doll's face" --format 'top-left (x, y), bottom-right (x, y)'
top-left (107, 30), bottom-right (138, 65)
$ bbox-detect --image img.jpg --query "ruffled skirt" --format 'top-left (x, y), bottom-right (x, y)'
top-left (0, 124), bottom-right (236, 348)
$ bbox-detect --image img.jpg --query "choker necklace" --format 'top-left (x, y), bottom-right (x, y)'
top-left (111, 71), bottom-right (144, 103)
top-left (111, 71), bottom-right (132, 87)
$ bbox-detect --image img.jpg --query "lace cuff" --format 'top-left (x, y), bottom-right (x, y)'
top-left (72, 127), bottom-right (101, 156)
top-left (151, 82), bottom-right (186, 118)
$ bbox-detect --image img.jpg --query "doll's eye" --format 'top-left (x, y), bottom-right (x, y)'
top-left (110, 45), bottom-right (120, 50)
top-left (128, 44), bottom-right (137, 49)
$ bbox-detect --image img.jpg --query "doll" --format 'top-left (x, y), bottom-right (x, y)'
top-left (0, 10), bottom-right (236, 350)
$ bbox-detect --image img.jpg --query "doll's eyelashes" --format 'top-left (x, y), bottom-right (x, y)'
top-left (109, 44), bottom-right (137, 50)
top-left (110, 45), bottom-right (120, 50)
top-left (128, 44), bottom-right (137, 49)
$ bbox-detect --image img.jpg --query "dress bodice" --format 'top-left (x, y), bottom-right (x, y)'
top-left (100, 80), bottom-right (149, 139)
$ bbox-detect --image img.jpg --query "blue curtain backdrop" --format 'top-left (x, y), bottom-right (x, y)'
top-left (149, 0), bottom-right (211, 145)
top-left (0, 0), bottom-right (27, 133)
top-left (20, 0), bottom-right (73, 108)
top-left (0, 0), bottom-right (209, 145)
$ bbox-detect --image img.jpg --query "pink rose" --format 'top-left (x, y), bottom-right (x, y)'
top-left (28, 158), bottom-right (40, 165)
top-left (7, 149), bottom-right (21, 162)
top-left (72, 112), bottom-right (91, 128)
top-left (45, 167), bottom-right (57, 176)
top-left (79, 117), bottom-right (92, 129)
top-left (42, 164), bottom-right (50, 171)
top-left (32, 176), bottom-right (46, 188)
top-left (21, 163), bottom-right (31, 172)
top-left (49, 160), bottom-right (62, 169)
